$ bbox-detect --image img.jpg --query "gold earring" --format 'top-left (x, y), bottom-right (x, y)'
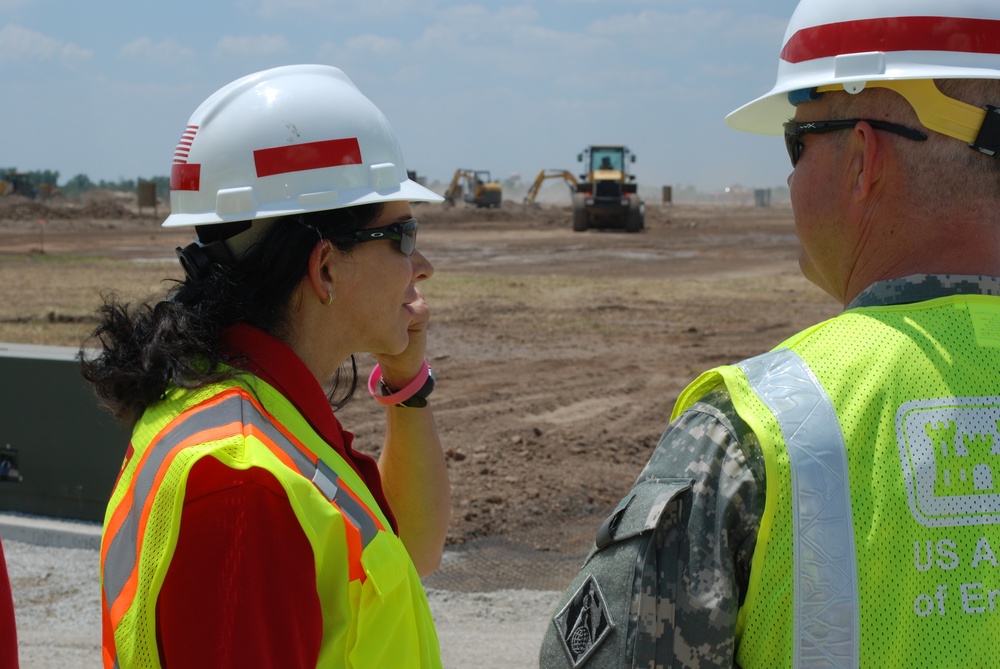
top-left (322, 289), bottom-right (333, 306)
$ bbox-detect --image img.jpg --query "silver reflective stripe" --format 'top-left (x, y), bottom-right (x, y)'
top-left (103, 390), bottom-right (381, 624)
top-left (738, 349), bottom-right (859, 669)
top-left (313, 459), bottom-right (379, 547)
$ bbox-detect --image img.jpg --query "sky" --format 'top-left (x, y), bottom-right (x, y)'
top-left (0, 0), bottom-right (799, 194)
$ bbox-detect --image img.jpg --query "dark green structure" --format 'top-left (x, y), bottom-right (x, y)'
top-left (0, 343), bottom-right (129, 523)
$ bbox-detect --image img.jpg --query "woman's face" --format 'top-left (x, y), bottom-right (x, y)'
top-left (330, 200), bottom-right (434, 356)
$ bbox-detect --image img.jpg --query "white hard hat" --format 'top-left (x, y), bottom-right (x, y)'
top-left (164, 64), bottom-right (442, 228)
top-left (727, 0), bottom-right (1000, 136)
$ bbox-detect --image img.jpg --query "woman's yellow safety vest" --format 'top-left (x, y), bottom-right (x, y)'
top-left (100, 375), bottom-right (441, 668)
top-left (674, 295), bottom-right (1000, 668)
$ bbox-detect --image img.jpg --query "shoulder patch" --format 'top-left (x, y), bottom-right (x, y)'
top-left (552, 574), bottom-right (615, 667)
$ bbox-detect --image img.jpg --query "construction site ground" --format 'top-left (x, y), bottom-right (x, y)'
top-left (0, 192), bottom-right (839, 594)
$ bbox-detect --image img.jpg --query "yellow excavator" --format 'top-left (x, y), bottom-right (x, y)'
top-left (523, 170), bottom-right (578, 204)
top-left (444, 169), bottom-right (503, 208)
top-left (571, 145), bottom-right (644, 233)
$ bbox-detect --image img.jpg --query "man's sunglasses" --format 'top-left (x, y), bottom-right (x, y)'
top-left (337, 218), bottom-right (419, 256)
top-left (783, 119), bottom-right (928, 167)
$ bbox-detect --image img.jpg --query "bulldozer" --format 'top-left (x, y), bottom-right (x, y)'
top-left (571, 146), bottom-right (643, 233)
top-left (523, 169), bottom-right (578, 205)
top-left (444, 169), bottom-right (503, 208)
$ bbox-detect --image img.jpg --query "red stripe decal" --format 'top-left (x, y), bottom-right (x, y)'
top-left (781, 16), bottom-right (1000, 63)
top-left (170, 163), bottom-right (201, 191)
top-left (253, 138), bottom-right (362, 178)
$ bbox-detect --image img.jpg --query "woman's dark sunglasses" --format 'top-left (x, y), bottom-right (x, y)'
top-left (338, 218), bottom-right (419, 256)
top-left (782, 119), bottom-right (928, 167)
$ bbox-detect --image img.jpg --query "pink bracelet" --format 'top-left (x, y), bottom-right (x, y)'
top-left (368, 359), bottom-right (431, 406)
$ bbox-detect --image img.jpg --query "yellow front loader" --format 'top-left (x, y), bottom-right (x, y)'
top-left (571, 146), bottom-right (644, 233)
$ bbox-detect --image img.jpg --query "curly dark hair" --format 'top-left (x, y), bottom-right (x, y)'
top-left (81, 203), bottom-right (384, 425)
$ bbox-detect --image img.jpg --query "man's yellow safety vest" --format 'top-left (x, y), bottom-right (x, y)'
top-left (100, 375), bottom-right (441, 668)
top-left (674, 295), bottom-right (1000, 668)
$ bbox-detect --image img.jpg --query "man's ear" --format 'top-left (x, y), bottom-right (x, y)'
top-left (851, 121), bottom-right (883, 202)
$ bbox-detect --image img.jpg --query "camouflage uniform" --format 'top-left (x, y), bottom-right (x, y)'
top-left (540, 274), bottom-right (1000, 669)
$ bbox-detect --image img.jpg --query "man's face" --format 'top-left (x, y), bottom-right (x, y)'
top-left (786, 95), bottom-right (856, 304)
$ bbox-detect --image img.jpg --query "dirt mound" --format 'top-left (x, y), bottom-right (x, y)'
top-left (0, 195), bottom-right (55, 223)
top-left (0, 191), bottom-right (159, 231)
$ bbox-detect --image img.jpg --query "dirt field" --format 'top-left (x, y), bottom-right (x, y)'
top-left (0, 192), bottom-right (839, 591)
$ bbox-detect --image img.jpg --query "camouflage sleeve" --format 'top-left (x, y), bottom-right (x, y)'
top-left (633, 385), bottom-right (765, 668)
top-left (540, 385), bottom-right (765, 669)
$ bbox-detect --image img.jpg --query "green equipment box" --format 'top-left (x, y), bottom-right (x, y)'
top-left (0, 342), bottom-right (129, 523)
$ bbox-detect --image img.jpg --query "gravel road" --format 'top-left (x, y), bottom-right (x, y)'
top-left (6, 538), bottom-right (564, 668)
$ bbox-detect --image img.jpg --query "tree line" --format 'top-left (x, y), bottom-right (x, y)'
top-left (1, 168), bottom-right (169, 199)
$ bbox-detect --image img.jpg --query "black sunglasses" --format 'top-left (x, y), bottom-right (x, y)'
top-left (337, 218), bottom-right (419, 256)
top-left (783, 119), bottom-right (928, 167)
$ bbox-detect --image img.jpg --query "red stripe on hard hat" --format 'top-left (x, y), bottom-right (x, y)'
top-left (170, 163), bottom-right (201, 191)
top-left (781, 16), bottom-right (1000, 63)
top-left (253, 138), bottom-right (363, 178)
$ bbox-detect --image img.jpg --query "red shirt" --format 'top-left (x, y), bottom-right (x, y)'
top-left (156, 323), bottom-right (394, 668)
top-left (0, 535), bottom-right (18, 668)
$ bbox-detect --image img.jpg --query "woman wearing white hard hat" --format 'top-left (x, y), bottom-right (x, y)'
top-left (84, 64), bottom-right (448, 668)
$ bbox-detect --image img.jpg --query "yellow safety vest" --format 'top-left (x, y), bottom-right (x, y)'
top-left (674, 295), bottom-right (1000, 668)
top-left (100, 375), bottom-right (441, 668)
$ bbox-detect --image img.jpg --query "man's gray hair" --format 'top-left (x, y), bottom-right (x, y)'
top-left (826, 78), bottom-right (1000, 203)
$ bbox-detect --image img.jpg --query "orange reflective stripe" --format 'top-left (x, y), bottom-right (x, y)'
top-left (245, 422), bottom-right (303, 471)
top-left (107, 420), bottom-right (243, 629)
top-left (343, 516), bottom-right (365, 582)
top-left (103, 385), bottom-right (387, 651)
top-left (102, 392), bottom-right (240, 568)
top-left (101, 472), bottom-right (133, 568)
top-left (229, 389), bottom-right (383, 551)
top-left (101, 589), bottom-right (115, 669)
top-left (103, 390), bottom-right (252, 666)
top-left (242, 414), bottom-right (379, 582)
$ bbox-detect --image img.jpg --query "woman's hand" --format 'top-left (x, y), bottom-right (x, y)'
top-left (373, 284), bottom-right (450, 575)
top-left (376, 286), bottom-right (430, 390)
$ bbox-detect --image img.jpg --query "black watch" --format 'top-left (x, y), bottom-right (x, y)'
top-left (381, 367), bottom-right (435, 408)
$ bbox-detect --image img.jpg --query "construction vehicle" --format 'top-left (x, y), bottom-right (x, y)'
top-left (523, 169), bottom-right (578, 205)
top-left (571, 146), bottom-right (643, 233)
top-left (0, 171), bottom-right (39, 199)
top-left (444, 169), bottom-right (503, 208)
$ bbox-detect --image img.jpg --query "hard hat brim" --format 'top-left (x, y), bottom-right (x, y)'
top-left (726, 54), bottom-right (1000, 136)
top-left (162, 178), bottom-right (443, 228)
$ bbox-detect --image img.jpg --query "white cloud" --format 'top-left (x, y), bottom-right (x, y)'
top-left (411, 4), bottom-right (591, 77)
top-left (119, 37), bottom-right (196, 67)
top-left (589, 8), bottom-right (785, 50)
top-left (440, 2), bottom-right (538, 26)
top-left (0, 24), bottom-right (92, 67)
top-left (212, 34), bottom-right (292, 59)
top-left (343, 34), bottom-right (404, 57)
top-left (554, 0), bottom-right (659, 4)
top-left (252, 0), bottom-right (432, 19)
top-left (314, 34), bottom-right (404, 69)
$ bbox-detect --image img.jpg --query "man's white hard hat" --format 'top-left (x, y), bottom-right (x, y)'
top-left (727, 0), bottom-right (1000, 136)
